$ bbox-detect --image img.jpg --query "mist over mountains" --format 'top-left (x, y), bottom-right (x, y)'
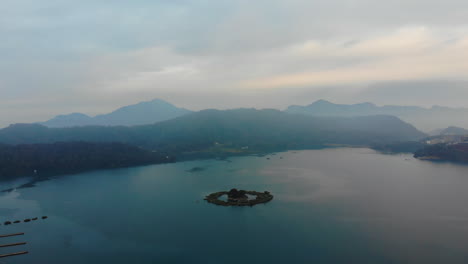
top-left (0, 99), bottom-right (447, 180)
top-left (9, 97), bottom-right (468, 160)
top-left (286, 100), bottom-right (468, 132)
top-left (40, 99), bottom-right (192, 128)
top-left (0, 109), bottom-right (425, 152)
top-left (437, 126), bottom-right (468, 136)
top-left (35, 98), bottom-right (468, 133)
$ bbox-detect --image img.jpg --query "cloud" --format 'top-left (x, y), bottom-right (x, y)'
top-left (356, 80), bottom-right (468, 108)
top-left (1, 0), bottom-right (468, 126)
top-left (240, 27), bottom-right (468, 89)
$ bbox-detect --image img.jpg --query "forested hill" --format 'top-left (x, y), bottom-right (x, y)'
top-left (0, 142), bottom-right (174, 180)
top-left (0, 109), bottom-right (426, 154)
top-left (414, 143), bottom-right (468, 163)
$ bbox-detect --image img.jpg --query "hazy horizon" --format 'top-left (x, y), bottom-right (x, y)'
top-left (2, 0), bottom-right (468, 126)
top-left (3, 96), bottom-right (468, 129)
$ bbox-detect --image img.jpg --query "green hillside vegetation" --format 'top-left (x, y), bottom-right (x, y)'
top-left (0, 142), bottom-right (174, 180)
top-left (0, 109), bottom-right (426, 156)
top-left (0, 109), bottom-right (430, 180)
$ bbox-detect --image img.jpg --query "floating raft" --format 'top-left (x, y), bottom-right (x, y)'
top-left (0, 233), bottom-right (28, 259)
top-left (3, 216), bottom-right (48, 226)
top-left (204, 190), bottom-right (273, 206)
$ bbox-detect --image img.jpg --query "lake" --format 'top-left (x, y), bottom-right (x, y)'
top-left (1, 148), bottom-right (468, 263)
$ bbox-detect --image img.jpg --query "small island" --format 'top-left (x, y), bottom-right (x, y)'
top-left (204, 188), bottom-right (273, 206)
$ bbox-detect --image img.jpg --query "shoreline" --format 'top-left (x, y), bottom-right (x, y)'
top-left (3, 145), bottom-right (465, 192)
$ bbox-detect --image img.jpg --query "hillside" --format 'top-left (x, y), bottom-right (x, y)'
top-left (0, 109), bottom-right (426, 156)
top-left (40, 99), bottom-right (192, 127)
top-left (0, 142), bottom-right (174, 181)
top-left (414, 143), bottom-right (468, 163)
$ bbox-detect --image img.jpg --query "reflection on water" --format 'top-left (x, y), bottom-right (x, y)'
top-left (1, 148), bottom-right (468, 263)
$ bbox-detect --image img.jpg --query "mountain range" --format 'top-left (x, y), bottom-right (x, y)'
top-left (286, 100), bottom-right (468, 132)
top-left (2, 98), bottom-right (466, 180)
top-left (0, 109), bottom-right (426, 154)
top-left (36, 98), bottom-right (468, 133)
top-left (40, 99), bottom-right (192, 127)
top-left (0, 105), bottom-right (431, 180)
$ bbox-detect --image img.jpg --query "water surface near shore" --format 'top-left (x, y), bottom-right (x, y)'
top-left (1, 148), bottom-right (468, 263)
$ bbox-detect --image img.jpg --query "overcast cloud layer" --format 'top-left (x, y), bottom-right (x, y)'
top-left (1, 0), bottom-right (468, 127)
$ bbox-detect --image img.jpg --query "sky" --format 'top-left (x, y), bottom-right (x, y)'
top-left (1, 0), bottom-right (468, 127)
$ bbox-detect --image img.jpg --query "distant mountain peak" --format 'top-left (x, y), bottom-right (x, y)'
top-left (57, 113), bottom-right (90, 118)
top-left (355, 102), bottom-right (376, 107)
top-left (309, 99), bottom-right (334, 106)
top-left (306, 100), bottom-right (377, 109)
top-left (439, 126), bottom-right (468, 136)
top-left (132, 98), bottom-right (173, 107)
top-left (40, 99), bottom-right (192, 128)
top-left (147, 98), bottom-right (171, 104)
top-left (285, 100), bottom-right (468, 131)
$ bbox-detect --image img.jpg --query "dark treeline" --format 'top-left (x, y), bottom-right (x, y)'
top-left (371, 141), bottom-right (426, 153)
top-left (0, 142), bottom-right (174, 180)
top-left (414, 143), bottom-right (468, 163)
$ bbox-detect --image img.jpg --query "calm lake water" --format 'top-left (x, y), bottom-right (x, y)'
top-left (1, 148), bottom-right (468, 263)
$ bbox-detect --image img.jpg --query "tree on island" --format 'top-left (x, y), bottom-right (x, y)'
top-left (228, 188), bottom-right (248, 200)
